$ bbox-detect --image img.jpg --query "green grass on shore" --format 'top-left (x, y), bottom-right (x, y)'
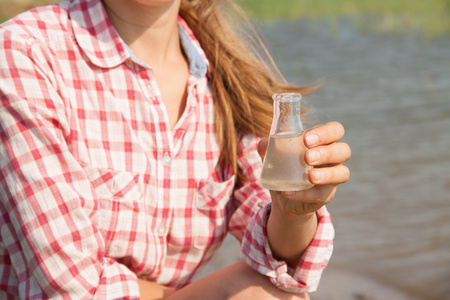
top-left (237, 0), bottom-right (450, 37)
top-left (0, 0), bottom-right (58, 23)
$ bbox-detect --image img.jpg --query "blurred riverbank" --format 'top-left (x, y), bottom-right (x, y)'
top-left (237, 0), bottom-right (450, 37)
top-left (2, 0), bottom-right (450, 37)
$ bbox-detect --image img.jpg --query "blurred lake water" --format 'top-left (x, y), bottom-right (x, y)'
top-left (265, 18), bottom-right (450, 299)
top-left (201, 18), bottom-right (450, 300)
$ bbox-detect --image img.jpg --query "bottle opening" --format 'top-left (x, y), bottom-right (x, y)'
top-left (272, 93), bottom-right (302, 102)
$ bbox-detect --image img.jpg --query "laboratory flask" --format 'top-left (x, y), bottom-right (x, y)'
top-left (260, 93), bottom-right (314, 191)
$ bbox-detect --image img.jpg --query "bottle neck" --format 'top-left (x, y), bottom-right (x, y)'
top-left (271, 99), bottom-right (304, 136)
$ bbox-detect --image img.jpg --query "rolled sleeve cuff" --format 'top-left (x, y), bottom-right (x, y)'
top-left (240, 203), bottom-right (334, 293)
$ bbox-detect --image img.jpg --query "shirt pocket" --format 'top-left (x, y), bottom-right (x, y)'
top-left (194, 175), bottom-right (235, 250)
top-left (83, 166), bottom-right (153, 262)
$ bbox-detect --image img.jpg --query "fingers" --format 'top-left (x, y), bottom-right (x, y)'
top-left (308, 165), bottom-right (350, 185)
top-left (304, 121), bottom-right (345, 147)
top-left (303, 122), bottom-right (351, 185)
top-left (305, 142), bottom-right (351, 166)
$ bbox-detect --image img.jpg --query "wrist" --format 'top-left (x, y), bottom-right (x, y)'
top-left (266, 202), bottom-right (318, 268)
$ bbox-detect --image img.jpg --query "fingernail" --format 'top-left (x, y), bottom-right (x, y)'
top-left (313, 170), bottom-right (324, 182)
top-left (306, 134), bottom-right (319, 146)
top-left (308, 150), bottom-right (320, 163)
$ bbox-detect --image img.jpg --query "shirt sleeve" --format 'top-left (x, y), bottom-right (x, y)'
top-left (0, 30), bottom-right (140, 299)
top-left (229, 133), bottom-right (334, 294)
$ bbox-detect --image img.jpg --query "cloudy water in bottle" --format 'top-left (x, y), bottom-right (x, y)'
top-left (260, 132), bottom-right (313, 191)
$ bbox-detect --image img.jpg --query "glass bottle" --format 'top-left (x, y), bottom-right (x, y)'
top-left (260, 93), bottom-right (314, 191)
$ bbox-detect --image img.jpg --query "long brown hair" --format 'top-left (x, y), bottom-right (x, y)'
top-left (179, 0), bottom-right (315, 181)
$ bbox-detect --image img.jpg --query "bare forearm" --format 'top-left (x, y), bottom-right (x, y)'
top-left (138, 279), bottom-right (176, 300)
top-left (165, 262), bottom-right (309, 300)
top-left (266, 191), bottom-right (318, 268)
top-left (138, 262), bottom-right (309, 299)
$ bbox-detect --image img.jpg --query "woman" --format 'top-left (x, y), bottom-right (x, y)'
top-left (0, 0), bottom-right (351, 299)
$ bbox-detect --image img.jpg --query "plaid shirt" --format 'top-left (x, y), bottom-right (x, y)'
top-left (0, 0), bottom-right (334, 298)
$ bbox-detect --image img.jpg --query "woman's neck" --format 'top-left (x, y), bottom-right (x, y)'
top-left (102, 0), bottom-right (183, 67)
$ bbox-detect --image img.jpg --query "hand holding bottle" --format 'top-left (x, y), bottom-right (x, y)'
top-left (258, 121), bottom-right (351, 216)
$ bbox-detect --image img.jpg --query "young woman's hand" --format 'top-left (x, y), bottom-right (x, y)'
top-left (259, 121), bottom-right (351, 217)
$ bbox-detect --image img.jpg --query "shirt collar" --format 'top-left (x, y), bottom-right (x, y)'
top-left (178, 23), bottom-right (208, 78)
top-left (177, 16), bottom-right (209, 78)
top-left (69, 0), bottom-right (209, 77)
top-left (69, 0), bottom-right (129, 68)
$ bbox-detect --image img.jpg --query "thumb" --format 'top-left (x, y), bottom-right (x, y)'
top-left (257, 138), bottom-right (269, 160)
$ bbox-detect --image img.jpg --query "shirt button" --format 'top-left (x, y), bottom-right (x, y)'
top-left (157, 226), bottom-right (167, 236)
top-left (161, 153), bottom-right (172, 166)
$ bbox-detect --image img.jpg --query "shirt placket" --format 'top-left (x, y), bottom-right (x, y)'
top-left (157, 74), bottom-right (204, 284)
top-left (172, 75), bottom-right (200, 152)
top-left (133, 66), bottom-right (174, 272)
top-left (138, 65), bottom-right (203, 269)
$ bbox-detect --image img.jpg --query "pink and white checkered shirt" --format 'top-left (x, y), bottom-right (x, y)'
top-left (0, 0), bottom-right (334, 298)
